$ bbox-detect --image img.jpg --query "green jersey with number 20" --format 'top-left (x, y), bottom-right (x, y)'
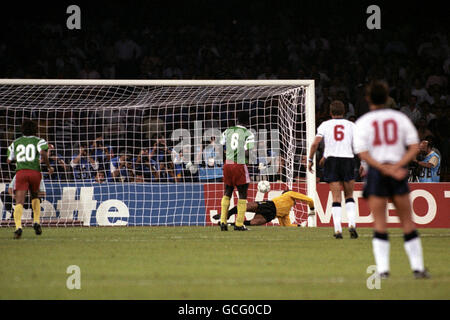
top-left (7, 136), bottom-right (49, 172)
top-left (220, 125), bottom-right (255, 164)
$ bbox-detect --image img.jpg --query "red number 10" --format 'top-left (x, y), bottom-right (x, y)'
top-left (372, 119), bottom-right (398, 145)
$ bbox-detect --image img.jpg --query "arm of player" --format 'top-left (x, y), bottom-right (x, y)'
top-left (288, 191), bottom-right (315, 210)
top-left (391, 114), bottom-right (420, 171)
top-left (393, 143), bottom-right (420, 169)
top-left (6, 143), bottom-right (15, 164)
top-left (308, 135), bottom-right (323, 173)
top-left (219, 129), bottom-right (227, 145)
top-left (40, 150), bottom-right (54, 175)
top-left (357, 151), bottom-right (409, 181)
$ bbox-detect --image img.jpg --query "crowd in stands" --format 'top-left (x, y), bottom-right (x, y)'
top-left (0, 1), bottom-right (448, 182)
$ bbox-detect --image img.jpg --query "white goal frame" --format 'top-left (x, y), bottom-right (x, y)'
top-left (0, 79), bottom-right (316, 227)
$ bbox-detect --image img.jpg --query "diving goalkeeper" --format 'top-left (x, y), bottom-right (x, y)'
top-left (213, 190), bottom-right (315, 226)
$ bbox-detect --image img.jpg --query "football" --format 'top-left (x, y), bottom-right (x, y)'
top-left (257, 180), bottom-right (271, 193)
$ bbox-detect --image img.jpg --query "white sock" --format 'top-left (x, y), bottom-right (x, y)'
top-left (331, 204), bottom-right (342, 233)
top-left (404, 237), bottom-right (425, 272)
top-left (346, 200), bottom-right (356, 228)
top-left (372, 237), bottom-right (390, 274)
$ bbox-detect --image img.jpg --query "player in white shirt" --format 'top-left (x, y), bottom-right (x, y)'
top-left (354, 80), bottom-right (429, 279)
top-left (308, 100), bottom-right (360, 239)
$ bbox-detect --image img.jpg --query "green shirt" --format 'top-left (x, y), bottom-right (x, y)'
top-left (7, 136), bottom-right (48, 172)
top-left (220, 125), bottom-right (255, 164)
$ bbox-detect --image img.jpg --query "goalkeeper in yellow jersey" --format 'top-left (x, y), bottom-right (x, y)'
top-left (214, 190), bottom-right (315, 226)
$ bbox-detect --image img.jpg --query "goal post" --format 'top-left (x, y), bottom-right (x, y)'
top-left (0, 79), bottom-right (316, 227)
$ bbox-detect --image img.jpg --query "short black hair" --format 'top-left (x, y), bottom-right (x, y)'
top-left (237, 110), bottom-right (249, 125)
top-left (21, 119), bottom-right (38, 136)
top-left (366, 80), bottom-right (389, 106)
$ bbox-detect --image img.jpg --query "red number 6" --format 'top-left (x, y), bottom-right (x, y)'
top-left (334, 125), bottom-right (345, 141)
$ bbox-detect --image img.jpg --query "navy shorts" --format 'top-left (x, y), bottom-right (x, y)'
top-left (323, 157), bottom-right (355, 183)
top-left (256, 201), bottom-right (277, 222)
top-left (363, 166), bottom-right (410, 198)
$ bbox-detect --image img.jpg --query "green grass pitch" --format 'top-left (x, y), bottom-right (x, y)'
top-left (0, 226), bottom-right (449, 300)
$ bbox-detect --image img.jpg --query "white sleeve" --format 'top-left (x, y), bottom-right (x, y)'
top-left (7, 143), bottom-right (15, 161)
top-left (244, 131), bottom-right (255, 150)
top-left (220, 130), bottom-right (227, 145)
top-left (353, 119), bottom-right (369, 154)
top-left (316, 122), bottom-right (325, 137)
top-left (37, 139), bottom-right (48, 152)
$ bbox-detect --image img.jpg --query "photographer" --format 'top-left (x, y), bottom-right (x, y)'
top-left (110, 150), bottom-right (134, 182)
top-left (412, 139), bottom-right (441, 182)
top-left (91, 136), bottom-right (114, 179)
top-left (133, 148), bottom-right (159, 182)
top-left (70, 144), bottom-right (99, 181)
top-left (44, 144), bottom-right (69, 181)
top-left (149, 135), bottom-right (177, 182)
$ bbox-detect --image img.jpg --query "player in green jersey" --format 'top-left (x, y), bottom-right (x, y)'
top-left (7, 120), bottom-right (53, 239)
top-left (219, 111), bottom-right (255, 231)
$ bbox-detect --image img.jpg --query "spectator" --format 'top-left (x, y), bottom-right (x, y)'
top-left (426, 66), bottom-right (448, 90)
top-left (413, 139), bottom-right (441, 182)
top-left (133, 148), bottom-right (159, 182)
top-left (70, 144), bottom-right (99, 181)
top-left (203, 136), bottom-right (222, 167)
top-left (411, 78), bottom-right (431, 104)
top-left (93, 170), bottom-right (107, 184)
top-left (158, 161), bottom-right (178, 183)
top-left (114, 31), bottom-right (141, 78)
top-left (336, 91), bottom-right (355, 119)
top-left (78, 61), bottom-right (101, 79)
top-left (419, 101), bottom-right (437, 125)
top-left (400, 94), bottom-right (422, 125)
top-left (44, 144), bottom-right (69, 181)
top-left (142, 110), bottom-right (165, 140)
top-left (91, 136), bottom-right (114, 179)
top-left (110, 151), bottom-right (134, 182)
top-left (416, 118), bottom-right (434, 141)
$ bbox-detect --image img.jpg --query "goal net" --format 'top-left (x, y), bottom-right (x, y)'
top-left (0, 80), bottom-right (316, 227)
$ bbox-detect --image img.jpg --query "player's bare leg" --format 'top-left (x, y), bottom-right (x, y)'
top-left (392, 193), bottom-right (429, 279)
top-left (13, 190), bottom-right (26, 239)
top-left (329, 182), bottom-right (343, 238)
top-left (343, 180), bottom-right (358, 238)
top-left (369, 196), bottom-right (390, 278)
top-left (31, 191), bottom-right (42, 235)
top-left (234, 184), bottom-right (249, 231)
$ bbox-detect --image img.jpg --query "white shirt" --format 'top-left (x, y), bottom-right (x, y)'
top-left (354, 109), bottom-right (419, 164)
top-left (316, 118), bottom-right (355, 158)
